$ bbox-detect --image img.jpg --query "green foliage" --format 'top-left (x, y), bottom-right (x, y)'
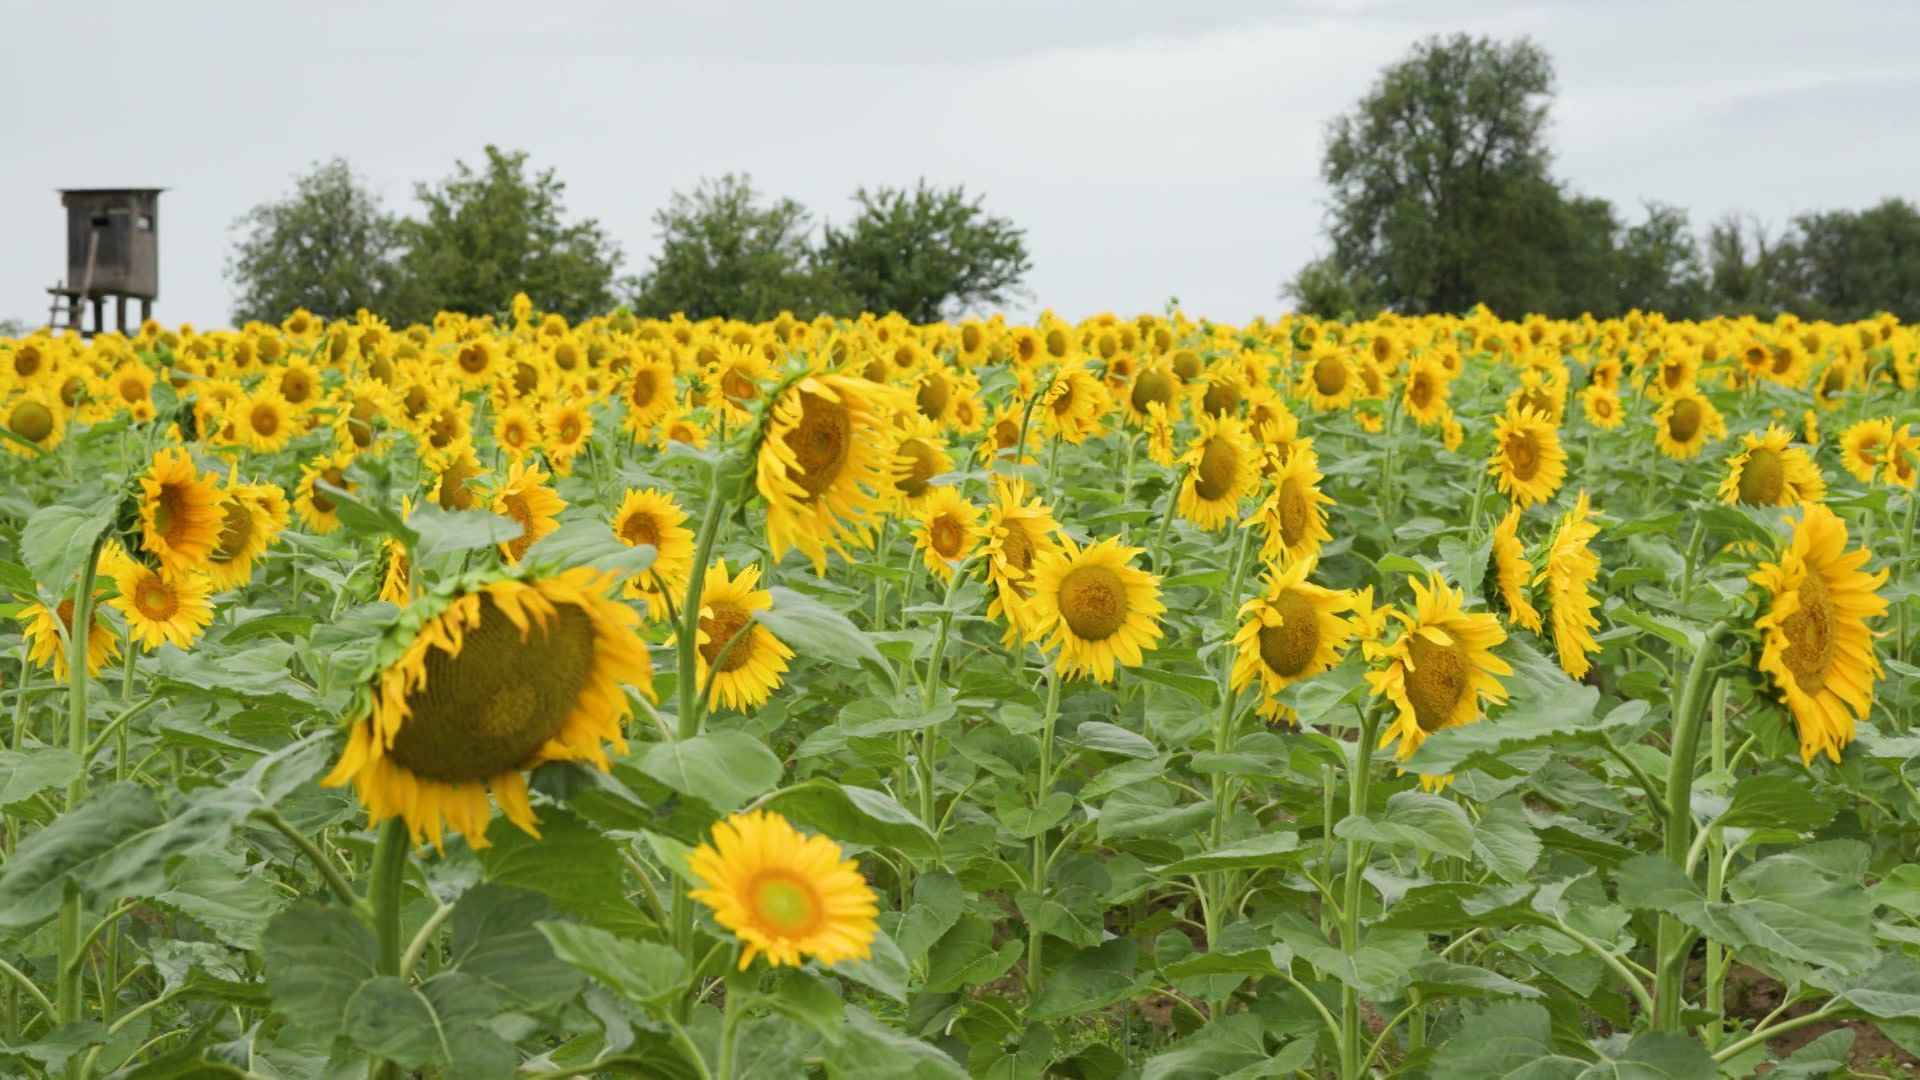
top-left (819, 181), bottom-right (1030, 322)
top-left (225, 158), bottom-right (405, 325)
top-left (627, 173), bottom-right (839, 321)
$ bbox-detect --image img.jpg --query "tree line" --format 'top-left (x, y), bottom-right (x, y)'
top-left (226, 150), bottom-right (1029, 327)
top-left (1286, 34), bottom-right (1920, 323)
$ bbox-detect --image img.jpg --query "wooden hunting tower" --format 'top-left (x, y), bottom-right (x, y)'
top-left (47, 188), bottom-right (163, 336)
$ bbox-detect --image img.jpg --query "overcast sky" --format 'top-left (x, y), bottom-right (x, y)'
top-left (4, 0), bottom-right (1916, 330)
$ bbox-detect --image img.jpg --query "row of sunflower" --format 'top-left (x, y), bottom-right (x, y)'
top-left (0, 299), bottom-right (1916, 1077)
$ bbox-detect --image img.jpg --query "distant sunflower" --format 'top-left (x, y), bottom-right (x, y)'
top-left (494, 404), bottom-right (539, 461)
top-left (1535, 492), bottom-right (1603, 679)
top-left (1255, 438), bottom-right (1334, 566)
top-left (1369, 574), bottom-right (1512, 766)
top-left (20, 596), bottom-right (120, 683)
top-left (1027, 536), bottom-right (1165, 683)
top-left (708, 343), bottom-right (773, 420)
top-left (1230, 558), bottom-right (1356, 725)
top-left (1, 392), bottom-right (67, 455)
top-left (138, 448), bottom-right (224, 574)
top-left (1751, 503), bottom-right (1887, 764)
top-left (1579, 386), bottom-right (1623, 430)
top-left (234, 389), bottom-right (296, 453)
top-left (1488, 407), bottom-right (1567, 508)
top-left (492, 461), bottom-right (566, 564)
top-left (1040, 365), bottom-right (1109, 444)
top-left (620, 351), bottom-right (677, 435)
top-left (110, 563), bottom-right (216, 652)
top-left (1401, 356), bottom-right (1451, 426)
top-left (1487, 506), bottom-right (1542, 633)
top-left (204, 481), bottom-right (290, 591)
top-left (687, 809), bottom-right (879, 971)
top-left (1839, 417), bottom-right (1894, 484)
top-left (915, 486), bottom-right (982, 583)
top-left (983, 478), bottom-right (1062, 644)
top-left (295, 449), bottom-right (356, 535)
top-left (756, 371), bottom-right (899, 572)
top-left (1505, 369), bottom-right (1565, 425)
top-left (692, 560), bottom-right (794, 712)
top-left (1298, 343), bottom-right (1358, 411)
top-left (539, 399), bottom-right (594, 474)
top-left (1885, 426), bottom-right (1919, 488)
top-left (888, 415), bottom-right (954, 511)
top-left (912, 365), bottom-right (957, 425)
top-left (1653, 388), bottom-right (1725, 459)
top-left (1178, 414), bottom-right (1258, 531)
top-left (321, 566), bottom-right (655, 850)
top-left (431, 446), bottom-right (489, 512)
top-left (1122, 360), bottom-right (1180, 426)
top-left (1144, 403), bottom-right (1178, 467)
top-left (611, 487), bottom-right (694, 620)
top-left (1718, 426), bottom-right (1825, 507)
top-left (1195, 368), bottom-right (1246, 419)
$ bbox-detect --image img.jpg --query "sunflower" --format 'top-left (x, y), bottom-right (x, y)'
top-left (1505, 369), bottom-right (1565, 425)
top-left (619, 350), bottom-right (678, 436)
top-left (1297, 342), bottom-right (1358, 411)
top-left (1535, 492), bottom-right (1603, 679)
top-left (1230, 558), bottom-right (1356, 725)
top-left (431, 446), bottom-right (489, 512)
top-left (1401, 356), bottom-right (1451, 426)
top-left (1144, 403), bottom-right (1178, 467)
top-left (130, 448), bottom-right (223, 576)
top-left (888, 415), bottom-right (954, 511)
top-left (379, 536), bottom-right (411, 605)
top-left (1885, 425), bottom-right (1919, 488)
top-left (912, 365), bottom-right (958, 425)
top-left (1026, 536), bottom-right (1165, 683)
top-left (493, 404), bottom-right (539, 461)
top-left (1751, 503), bottom-right (1888, 764)
top-left (611, 488), bottom-right (695, 620)
top-left (1718, 426), bottom-right (1826, 508)
top-left (692, 560), bottom-right (794, 712)
top-left (1487, 506), bottom-right (1542, 633)
top-left (1839, 418), bottom-right (1894, 484)
top-left (1, 392), bottom-right (68, 455)
top-left (233, 389), bottom-right (296, 454)
top-left (1369, 573), bottom-right (1512, 765)
top-left (1255, 438), bottom-right (1334, 567)
top-left (1039, 365), bottom-right (1109, 444)
top-left (321, 566), bottom-right (655, 850)
top-left (294, 449), bottom-right (356, 535)
top-left (1488, 407), bottom-right (1567, 508)
top-left (110, 562), bottom-right (216, 652)
top-left (980, 403), bottom-right (1035, 467)
top-left (914, 487), bottom-right (982, 583)
top-left (1122, 360), bottom-right (1180, 426)
top-left (687, 810), bottom-right (879, 971)
top-left (983, 478), bottom-right (1063, 644)
top-left (1178, 414), bottom-right (1258, 531)
top-left (1653, 388), bottom-right (1725, 459)
top-left (707, 342), bottom-right (773, 420)
top-left (756, 371), bottom-right (899, 573)
top-left (20, 596), bottom-right (120, 684)
top-left (204, 482), bottom-right (290, 591)
top-left (492, 461), bottom-right (566, 564)
top-left (538, 399), bottom-right (594, 474)
top-left (1579, 386), bottom-right (1623, 430)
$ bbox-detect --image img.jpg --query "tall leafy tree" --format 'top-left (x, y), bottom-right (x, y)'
top-left (1776, 199), bottom-right (1920, 321)
top-left (818, 182), bottom-right (1030, 322)
top-left (226, 158), bottom-right (403, 324)
top-left (394, 146), bottom-right (622, 324)
top-left (1614, 202), bottom-right (1709, 319)
top-left (628, 174), bottom-right (838, 322)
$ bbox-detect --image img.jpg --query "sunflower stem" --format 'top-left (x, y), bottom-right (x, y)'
top-left (1024, 665), bottom-right (1063, 1009)
top-left (1339, 702), bottom-right (1383, 1080)
top-left (55, 533), bottom-right (109, 1050)
top-left (366, 817), bottom-right (409, 1080)
top-left (1150, 465), bottom-right (1189, 575)
top-left (1653, 619), bottom-right (1731, 1031)
top-left (1702, 681), bottom-right (1729, 1048)
top-left (678, 490), bottom-right (729, 741)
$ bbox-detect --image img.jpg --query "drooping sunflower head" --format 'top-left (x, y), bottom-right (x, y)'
top-left (1750, 503), bottom-right (1888, 764)
top-left (1027, 535), bottom-right (1166, 683)
top-left (204, 481), bottom-right (290, 591)
top-left (321, 566), bottom-right (655, 851)
top-left (1487, 406), bottom-right (1567, 508)
top-left (1256, 438), bottom-right (1334, 567)
top-left (1533, 492), bottom-right (1603, 680)
top-left (887, 413), bottom-right (954, 511)
top-left (1230, 558), bottom-right (1356, 725)
top-left (916, 486), bottom-right (982, 583)
top-left (491, 460), bottom-right (567, 564)
top-left (1882, 425), bottom-right (1918, 488)
top-left (983, 477), bottom-right (1063, 644)
top-left (138, 447), bottom-right (224, 575)
top-left (755, 370), bottom-right (901, 573)
top-left (687, 810), bottom-right (879, 971)
top-left (1368, 573), bottom-right (1512, 764)
top-left (611, 487), bottom-right (695, 618)
top-left (1718, 425), bottom-right (1825, 508)
top-left (1486, 506), bottom-right (1542, 634)
top-left (1177, 413), bottom-right (1258, 532)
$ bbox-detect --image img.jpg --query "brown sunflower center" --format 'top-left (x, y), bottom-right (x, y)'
top-left (311, 469), bottom-right (346, 516)
top-left (1193, 436), bottom-right (1240, 501)
top-left (992, 418), bottom-right (1021, 449)
top-left (55, 598), bottom-right (77, 630)
top-left (722, 368), bottom-right (758, 402)
top-left (13, 346), bottom-right (41, 378)
top-left (119, 375), bottom-right (147, 403)
top-left (930, 515), bottom-right (966, 558)
top-left (961, 325), bottom-right (983, 353)
top-left (629, 369), bottom-right (660, 409)
top-left (438, 459), bottom-right (481, 512)
top-left (750, 870), bottom-right (823, 936)
top-left (459, 344), bottom-right (490, 374)
top-left (699, 602), bottom-right (757, 673)
top-left (213, 499), bottom-right (255, 562)
top-left (1257, 589), bottom-right (1321, 678)
top-left (1504, 432), bottom-right (1541, 480)
top-left (1045, 328), bottom-right (1071, 359)
top-left (135, 579), bottom-right (179, 621)
top-left (1779, 570), bottom-right (1836, 692)
top-left (9, 401), bottom-right (54, 443)
top-left (620, 513), bottom-right (661, 548)
top-left (1277, 477), bottom-right (1312, 547)
top-left (387, 595), bottom-right (595, 782)
top-left (250, 403), bottom-right (280, 437)
top-left (1313, 357), bottom-right (1346, 396)
top-left (1131, 369), bottom-right (1174, 414)
top-left (1202, 381), bottom-right (1241, 417)
top-left (281, 370), bottom-right (313, 404)
top-left (787, 392), bottom-right (851, 498)
top-left (1409, 374), bottom-right (1434, 409)
top-left (1058, 564), bottom-right (1127, 641)
top-left (1172, 351), bottom-right (1202, 382)
top-left (896, 439), bottom-right (942, 498)
top-left (1668, 398), bottom-right (1703, 442)
top-left (558, 415), bottom-right (583, 444)
top-left (1405, 631), bottom-right (1471, 734)
top-left (917, 374), bottom-right (950, 419)
top-left (1000, 521), bottom-right (1035, 574)
top-left (1736, 448), bottom-right (1786, 505)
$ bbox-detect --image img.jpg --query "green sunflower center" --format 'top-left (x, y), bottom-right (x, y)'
top-left (1193, 436), bottom-right (1240, 501)
top-left (753, 871), bottom-right (821, 935)
top-left (387, 594), bottom-right (595, 782)
top-left (1058, 564), bottom-right (1127, 641)
top-left (1313, 357), bottom-right (1346, 396)
top-left (1668, 398), bottom-right (1702, 442)
top-left (1405, 631), bottom-right (1471, 734)
top-left (1202, 381), bottom-right (1240, 417)
top-left (9, 401), bottom-right (54, 443)
top-left (1736, 448), bottom-right (1786, 506)
top-left (1277, 477), bottom-right (1312, 547)
top-left (1257, 589), bottom-right (1321, 678)
top-left (1131, 369), bottom-right (1174, 413)
top-left (213, 500), bottom-right (255, 562)
top-left (895, 439), bottom-right (942, 498)
top-left (788, 391), bottom-right (851, 498)
top-left (1504, 432), bottom-right (1541, 480)
top-left (1779, 570), bottom-right (1835, 692)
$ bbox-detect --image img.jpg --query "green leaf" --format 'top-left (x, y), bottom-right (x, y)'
top-left (219, 613), bottom-right (315, 645)
top-left (832, 928), bottom-right (910, 1003)
top-left (924, 916), bottom-right (1022, 994)
top-left (828, 1007), bottom-right (966, 1078)
top-left (1430, 1001), bottom-right (1586, 1079)
top-left (1161, 833), bottom-right (1302, 875)
top-left (341, 974), bottom-right (515, 1079)
top-left (1028, 939), bottom-right (1139, 1020)
top-left (153, 856), bottom-right (277, 950)
top-left (1766, 1030), bottom-right (1854, 1080)
top-left (1838, 954), bottom-right (1920, 1019)
top-left (1578, 1031), bottom-right (1717, 1079)
top-left (765, 781), bottom-right (937, 860)
top-left (0, 782), bottom-right (164, 931)
top-left (1142, 1015), bottom-right (1286, 1080)
top-left (758, 587), bottom-right (884, 668)
top-left (895, 871), bottom-right (965, 961)
top-left (537, 921), bottom-right (688, 1011)
top-left (408, 503), bottom-right (525, 563)
top-left (521, 518), bottom-right (654, 575)
top-left (446, 884), bottom-right (583, 1009)
top-left (261, 903), bottom-right (380, 1040)
top-left (1475, 798), bottom-right (1543, 884)
top-left (20, 498), bottom-right (118, 597)
top-left (1409, 959), bottom-right (1543, 999)
top-left (1713, 774), bottom-right (1837, 833)
top-left (1616, 847), bottom-right (1879, 973)
top-left (638, 731), bottom-right (783, 812)
top-left (1097, 784), bottom-right (1212, 842)
top-left (1070, 721), bottom-right (1157, 759)
top-left (478, 809), bottom-right (644, 932)
top-left (1335, 790), bottom-right (1475, 860)
top-left (0, 748), bottom-right (81, 808)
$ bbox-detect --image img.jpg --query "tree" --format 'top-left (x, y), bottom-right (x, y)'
top-left (628, 175), bottom-right (838, 322)
top-left (1705, 215), bottom-right (1791, 317)
top-left (394, 146), bottom-right (622, 324)
top-left (225, 158), bottom-right (404, 324)
top-left (1317, 34), bottom-right (1565, 316)
top-left (1283, 256), bottom-right (1373, 318)
top-left (1614, 202), bottom-right (1708, 318)
top-left (818, 182), bottom-right (1030, 322)
top-left (1775, 199), bottom-right (1920, 322)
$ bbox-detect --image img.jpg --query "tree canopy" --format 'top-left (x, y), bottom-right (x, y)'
top-left (225, 158), bottom-right (404, 325)
top-left (819, 182), bottom-right (1030, 322)
top-left (627, 174), bottom-right (837, 322)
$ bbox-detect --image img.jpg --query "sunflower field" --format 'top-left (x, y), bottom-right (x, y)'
top-left (1, 303), bottom-right (1918, 1080)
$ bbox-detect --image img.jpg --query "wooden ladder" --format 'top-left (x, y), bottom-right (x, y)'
top-left (45, 230), bottom-right (100, 334)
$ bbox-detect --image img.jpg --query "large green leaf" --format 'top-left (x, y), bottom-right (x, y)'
top-left (1712, 773), bottom-right (1837, 833)
top-left (1430, 1001), bottom-right (1586, 1079)
top-left (261, 903), bottom-right (380, 1041)
top-left (445, 884), bottom-right (582, 1010)
top-left (1028, 939), bottom-right (1139, 1020)
top-left (1616, 847), bottom-right (1878, 973)
top-left (1335, 790), bottom-right (1475, 860)
top-left (341, 973), bottom-right (516, 1079)
top-left (0, 748), bottom-right (81, 808)
top-left (758, 586), bottom-right (884, 667)
top-left (20, 497), bottom-right (119, 597)
top-left (638, 731), bottom-right (783, 812)
top-left (0, 782), bottom-right (164, 931)
top-left (764, 781), bottom-right (937, 860)
top-left (1160, 833), bottom-right (1302, 875)
top-left (537, 921), bottom-right (688, 1012)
